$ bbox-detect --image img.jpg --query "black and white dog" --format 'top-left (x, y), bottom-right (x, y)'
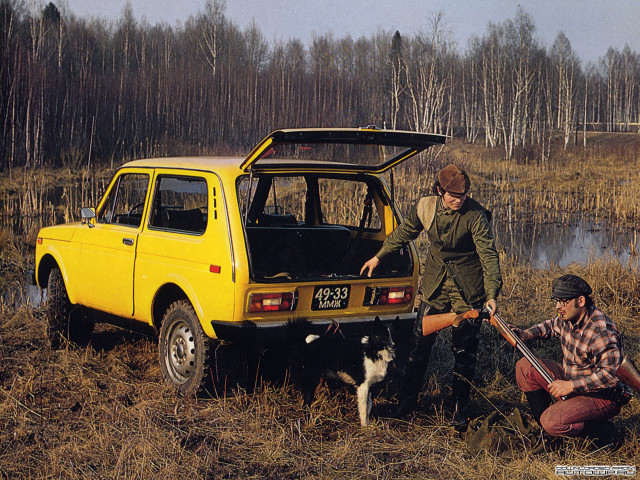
top-left (287, 317), bottom-right (396, 426)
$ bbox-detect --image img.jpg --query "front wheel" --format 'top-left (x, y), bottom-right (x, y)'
top-left (45, 267), bottom-right (93, 348)
top-left (158, 300), bottom-right (211, 396)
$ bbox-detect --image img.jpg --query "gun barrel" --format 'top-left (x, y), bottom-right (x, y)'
top-left (489, 310), bottom-right (563, 399)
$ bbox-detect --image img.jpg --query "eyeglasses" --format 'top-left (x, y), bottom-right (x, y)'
top-left (552, 297), bottom-right (576, 306)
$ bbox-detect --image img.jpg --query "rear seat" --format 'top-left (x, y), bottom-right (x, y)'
top-left (246, 225), bottom-right (351, 277)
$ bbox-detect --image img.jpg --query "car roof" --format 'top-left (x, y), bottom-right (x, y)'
top-left (120, 156), bottom-right (359, 173)
top-left (122, 156), bottom-right (244, 171)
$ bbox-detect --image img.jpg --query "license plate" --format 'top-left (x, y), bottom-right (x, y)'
top-left (311, 285), bottom-right (350, 311)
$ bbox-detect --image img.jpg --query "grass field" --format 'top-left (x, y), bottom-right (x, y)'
top-left (1, 255), bottom-right (639, 479)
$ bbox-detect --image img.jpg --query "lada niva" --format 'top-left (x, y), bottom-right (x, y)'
top-left (34, 127), bottom-right (446, 395)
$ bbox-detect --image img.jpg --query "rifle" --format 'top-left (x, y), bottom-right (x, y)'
top-left (422, 309), bottom-right (480, 336)
top-left (421, 306), bottom-right (548, 382)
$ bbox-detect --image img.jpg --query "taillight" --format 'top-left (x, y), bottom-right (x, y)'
top-left (248, 291), bottom-right (297, 313)
top-left (363, 286), bottom-right (413, 306)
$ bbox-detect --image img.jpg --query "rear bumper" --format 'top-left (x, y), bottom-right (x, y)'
top-left (211, 312), bottom-right (416, 342)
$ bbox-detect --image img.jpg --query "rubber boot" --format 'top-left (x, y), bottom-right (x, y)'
top-left (450, 377), bottom-right (472, 431)
top-left (449, 317), bottom-right (481, 431)
top-left (524, 389), bottom-right (551, 424)
top-left (393, 303), bottom-right (440, 417)
top-left (581, 420), bottom-right (623, 451)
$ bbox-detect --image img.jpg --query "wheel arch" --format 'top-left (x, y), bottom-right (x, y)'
top-left (152, 283), bottom-right (192, 332)
top-left (37, 253), bottom-right (61, 289)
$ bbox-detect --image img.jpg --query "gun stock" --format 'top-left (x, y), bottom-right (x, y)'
top-left (488, 315), bottom-right (518, 347)
top-left (422, 309), bottom-right (479, 336)
top-left (616, 356), bottom-right (640, 394)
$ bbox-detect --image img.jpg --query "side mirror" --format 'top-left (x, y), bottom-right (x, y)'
top-left (81, 207), bottom-right (96, 227)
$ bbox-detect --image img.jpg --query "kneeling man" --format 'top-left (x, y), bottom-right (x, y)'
top-left (511, 274), bottom-right (631, 445)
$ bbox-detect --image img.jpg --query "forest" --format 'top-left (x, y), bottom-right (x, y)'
top-left (1, 0), bottom-right (640, 172)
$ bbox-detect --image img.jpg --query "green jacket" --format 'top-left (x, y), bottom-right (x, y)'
top-left (376, 195), bottom-right (502, 306)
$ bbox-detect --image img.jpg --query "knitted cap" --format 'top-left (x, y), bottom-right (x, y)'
top-left (438, 164), bottom-right (470, 194)
top-left (551, 274), bottom-right (592, 299)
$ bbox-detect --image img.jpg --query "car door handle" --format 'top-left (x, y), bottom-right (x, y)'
top-left (122, 238), bottom-right (134, 246)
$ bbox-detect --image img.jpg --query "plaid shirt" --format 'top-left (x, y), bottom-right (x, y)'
top-left (524, 306), bottom-right (624, 394)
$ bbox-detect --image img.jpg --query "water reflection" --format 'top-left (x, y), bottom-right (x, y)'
top-left (1, 283), bottom-right (45, 310)
top-left (493, 216), bottom-right (640, 269)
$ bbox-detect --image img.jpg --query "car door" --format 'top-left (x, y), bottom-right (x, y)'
top-left (78, 170), bottom-right (151, 316)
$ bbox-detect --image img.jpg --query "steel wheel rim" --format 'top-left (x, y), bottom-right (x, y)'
top-left (164, 319), bottom-right (197, 384)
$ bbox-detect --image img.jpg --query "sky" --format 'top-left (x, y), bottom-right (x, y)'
top-left (57, 0), bottom-right (640, 64)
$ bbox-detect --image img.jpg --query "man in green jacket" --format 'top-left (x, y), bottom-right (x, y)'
top-left (361, 164), bottom-right (502, 429)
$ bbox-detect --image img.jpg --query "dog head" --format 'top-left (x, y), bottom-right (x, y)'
top-left (361, 317), bottom-right (395, 363)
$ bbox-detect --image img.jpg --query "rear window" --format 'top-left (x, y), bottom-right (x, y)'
top-left (149, 175), bottom-right (208, 234)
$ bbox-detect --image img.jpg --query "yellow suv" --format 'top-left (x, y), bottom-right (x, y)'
top-left (34, 128), bottom-right (445, 395)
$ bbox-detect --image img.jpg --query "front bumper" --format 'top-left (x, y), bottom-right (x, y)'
top-left (211, 312), bottom-right (416, 343)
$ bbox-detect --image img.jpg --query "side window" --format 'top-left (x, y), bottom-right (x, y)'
top-left (149, 175), bottom-right (208, 234)
top-left (238, 175), bottom-right (306, 225)
top-left (97, 173), bottom-right (149, 227)
top-left (264, 177), bottom-right (306, 221)
top-left (318, 179), bottom-right (382, 230)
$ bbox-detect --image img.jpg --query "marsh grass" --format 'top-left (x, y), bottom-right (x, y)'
top-left (1, 256), bottom-right (639, 479)
top-left (0, 168), bottom-right (113, 244)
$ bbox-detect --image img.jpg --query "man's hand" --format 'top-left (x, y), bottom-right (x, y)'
top-left (507, 324), bottom-right (531, 342)
top-left (484, 298), bottom-right (498, 315)
top-left (360, 256), bottom-right (380, 277)
top-left (548, 380), bottom-right (574, 398)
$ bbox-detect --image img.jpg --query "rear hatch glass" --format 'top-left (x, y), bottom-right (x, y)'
top-left (240, 128), bottom-right (446, 173)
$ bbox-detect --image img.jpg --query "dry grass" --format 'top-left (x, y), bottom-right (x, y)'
top-left (1, 256), bottom-right (639, 479)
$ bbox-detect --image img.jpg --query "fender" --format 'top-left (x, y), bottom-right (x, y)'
top-left (36, 244), bottom-right (82, 305)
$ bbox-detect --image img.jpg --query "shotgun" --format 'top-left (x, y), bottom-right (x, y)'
top-left (615, 355), bottom-right (640, 395)
top-left (422, 309), bottom-right (480, 336)
top-left (486, 310), bottom-right (560, 397)
top-left (487, 310), bottom-right (640, 400)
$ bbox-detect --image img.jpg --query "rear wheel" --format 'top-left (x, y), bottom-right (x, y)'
top-left (45, 267), bottom-right (94, 348)
top-left (159, 300), bottom-right (211, 396)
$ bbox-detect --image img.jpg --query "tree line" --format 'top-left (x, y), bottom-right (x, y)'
top-left (1, 0), bottom-right (639, 170)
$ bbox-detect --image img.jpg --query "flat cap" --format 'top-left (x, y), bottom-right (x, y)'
top-left (551, 274), bottom-right (592, 299)
top-left (438, 164), bottom-right (470, 194)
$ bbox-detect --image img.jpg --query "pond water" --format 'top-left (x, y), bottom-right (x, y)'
top-left (492, 216), bottom-right (640, 269)
top-left (1, 282), bottom-right (45, 309)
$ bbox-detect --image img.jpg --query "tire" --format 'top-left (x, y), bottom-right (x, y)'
top-left (46, 267), bottom-right (94, 348)
top-left (158, 300), bottom-right (211, 396)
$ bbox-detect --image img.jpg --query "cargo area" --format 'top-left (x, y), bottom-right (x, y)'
top-left (238, 173), bottom-right (413, 282)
